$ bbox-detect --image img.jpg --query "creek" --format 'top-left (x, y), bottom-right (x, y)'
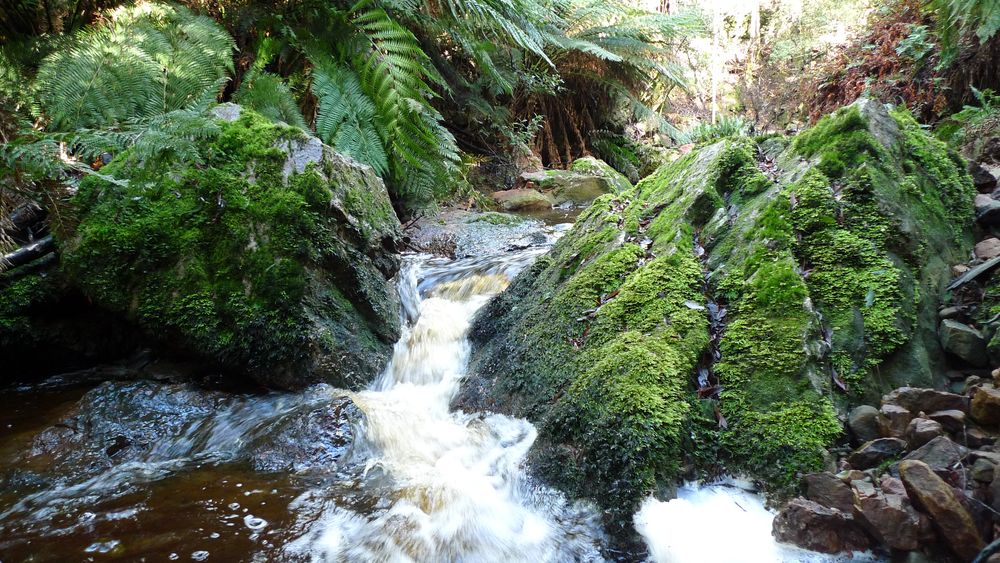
top-left (0, 215), bottom-right (850, 562)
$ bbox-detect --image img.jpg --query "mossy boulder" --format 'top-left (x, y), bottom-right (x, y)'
top-left (462, 99), bottom-right (973, 532)
top-left (520, 157), bottom-right (632, 207)
top-left (54, 105), bottom-right (403, 389)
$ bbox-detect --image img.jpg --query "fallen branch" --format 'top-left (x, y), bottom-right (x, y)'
top-left (1, 234), bottom-right (54, 271)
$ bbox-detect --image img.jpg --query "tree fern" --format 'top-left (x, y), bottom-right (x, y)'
top-left (312, 62), bottom-right (388, 174)
top-left (929, 0), bottom-right (1000, 65)
top-left (35, 3), bottom-right (234, 130)
top-left (234, 70), bottom-right (309, 130)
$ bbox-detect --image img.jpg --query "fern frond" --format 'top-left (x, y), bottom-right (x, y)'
top-left (234, 70), bottom-right (308, 130)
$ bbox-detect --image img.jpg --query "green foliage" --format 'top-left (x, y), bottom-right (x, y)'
top-left (928, 0), bottom-right (1000, 65)
top-left (234, 70), bottom-right (309, 130)
top-left (895, 23), bottom-right (935, 64)
top-left (35, 3), bottom-right (234, 130)
top-left (311, 62), bottom-right (389, 175)
top-left (682, 115), bottom-right (751, 144)
top-left (936, 87), bottom-right (1000, 155)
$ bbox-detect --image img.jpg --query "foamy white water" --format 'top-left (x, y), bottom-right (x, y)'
top-left (285, 240), bottom-right (606, 562)
top-left (635, 479), bottom-right (880, 563)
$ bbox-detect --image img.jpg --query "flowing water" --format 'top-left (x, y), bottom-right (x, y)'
top-left (0, 218), bottom-right (851, 562)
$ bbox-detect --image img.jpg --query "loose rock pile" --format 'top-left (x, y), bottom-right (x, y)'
top-left (774, 382), bottom-right (1000, 561)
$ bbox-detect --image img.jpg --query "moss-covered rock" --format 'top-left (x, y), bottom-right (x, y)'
top-left (519, 157), bottom-right (633, 207)
top-left (463, 100), bottom-right (973, 532)
top-left (50, 105), bottom-right (403, 389)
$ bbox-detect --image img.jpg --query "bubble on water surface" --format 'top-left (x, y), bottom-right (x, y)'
top-left (244, 515), bottom-right (268, 531)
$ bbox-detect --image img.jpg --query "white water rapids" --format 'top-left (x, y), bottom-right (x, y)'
top-left (280, 233), bottom-right (862, 562)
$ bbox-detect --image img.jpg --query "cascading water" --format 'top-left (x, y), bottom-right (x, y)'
top-left (283, 246), bottom-right (607, 561)
top-left (0, 217), bottom-right (864, 562)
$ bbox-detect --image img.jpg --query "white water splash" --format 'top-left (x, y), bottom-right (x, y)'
top-left (286, 242), bottom-right (605, 562)
top-left (635, 479), bottom-right (880, 563)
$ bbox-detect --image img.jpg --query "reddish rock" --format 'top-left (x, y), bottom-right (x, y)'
top-left (900, 460), bottom-right (985, 561)
top-left (972, 386), bottom-right (1000, 427)
top-left (966, 427), bottom-right (996, 448)
top-left (772, 498), bottom-right (872, 554)
top-left (907, 418), bottom-right (944, 449)
top-left (880, 475), bottom-right (907, 496)
top-left (803, 472), bottom-right (854, 513)
top-left (883, 387), bottom-right (970, 414)
top-left (880, 404), bottom-right (914, 438)
top-left (977, 237), bottom-right (1000, 261)
top-left (928, 409), bottom-right (966, 433)
top-left (852, 485), bottom-right (925, 551)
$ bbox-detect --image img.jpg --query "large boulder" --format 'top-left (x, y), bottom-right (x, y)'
top-left (53, 106), bottom-right (403, 389)
top-left (492, 188), bottom-right (554, 211)
top-left (772, 498), bottom-right (872, 553)
top-left (900, 459), bottom-right (984, 561)
top-left (520, 157), bottom-right (632, 207)
top-left (939, 319), bottom-right (988, 367)
top-left (462, 100), bottom-right (973, 529)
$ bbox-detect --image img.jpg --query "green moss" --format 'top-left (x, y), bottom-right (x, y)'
top-left (62, 109), bottom-right (399, 381)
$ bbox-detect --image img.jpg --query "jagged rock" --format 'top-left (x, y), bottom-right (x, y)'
top-left (881, 404), bottom-right (915, 438)
top-left (976, 194), bottom-right (1000, 226)
top-left (492, 188), bottom-right (554, 211)
top-left (940, 320), bottom-right (989, 367)
top-left (847, 438), bottom-right (907, 470)
top-left (970, 161), bottom-right (998, 192)
top-left (880, 475), bottom-right (907, 496)
top-left (907, 418), bottom-right (944, 449)
top-left (977, 238), bottom-right (1000, 261)
top-left (883, 387), bottom-right (970, 415)
top-left (900, 459), bottom-right (984, 561)
top-left (927, 409), bottom-right (966, 433)
top-left (803, 472), bottom-right (855, 512)
top-left (59, 107), bottom-right (403, 390)
top-left (971, 457), bottom-right (996, 482)
top-left (904, 436), bottom-right (968, 471)
top-left (852, 482), bottom-right (925, 551)
top-left (848, 405), bottom-right (884, 444)
top-left (967, 427), bottom-right (996, 448)
top-left (772, 498), bottom-right (872, 554)
top-left (972, 386), bottom-right (1000, 426)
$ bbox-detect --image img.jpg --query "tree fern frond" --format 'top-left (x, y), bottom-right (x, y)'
top-left (234, 70), bottom-right (308, 130)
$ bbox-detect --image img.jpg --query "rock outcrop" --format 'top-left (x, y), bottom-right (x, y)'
top-left (462, 99), bottom-right (974, 530)
top-left (1, 106), bottom-right (404, 390)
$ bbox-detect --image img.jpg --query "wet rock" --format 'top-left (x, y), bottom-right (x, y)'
top-left (967, 427), bottom-right (996, 448)
top-left (972, 386), bottom-right (1000, 426)
top-left (904, 436), bottom-right (968, 472)
top-left (970, 161), bottom-right (998, 192)
top-left (938, 306), bottom-right (967, 321)
top-left (883, 387), bottom-right (969, 415)
top-left (248, 393), bottom-right (361, 472)
top-left (880, 404), bottom-right (914, 438)
top-left (940, 320), bottom-right (989, 367)
top-left (492, 188), bottom-right (554, 211)
top-left (976, 194), bottom-right (1000, 226)
top-left (852, 483), bottom-right (925, 551)
top-left (927, 409), bottom-right (966, 433)
top-left (907, 417), bottom-right (944, 449)
top-left (847, 438), bottom-right (907, 470)
top-left (977, 238), bottom-right (1000, 261)
top-left (848, 405), bottom-right (883, 444)
top-left (803, 472), bottom-right (855, 512)
top-left (772, 498), bottom-right (872, 553)
top-left (900, 459), bottom-right (984, 561)
top-left (971, 457), bottom-right (996, 482)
